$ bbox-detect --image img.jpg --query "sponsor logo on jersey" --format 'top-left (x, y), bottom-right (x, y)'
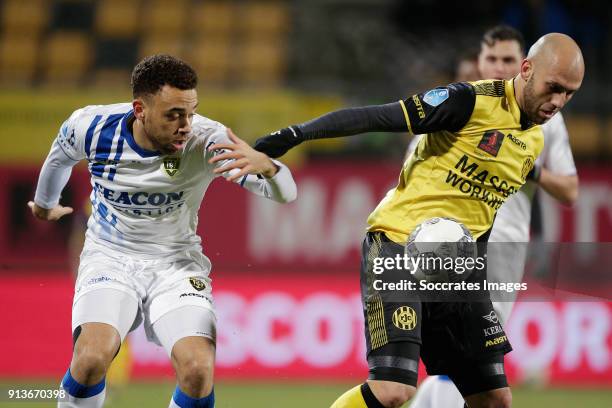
top-left (180, 292), bottom-right (207, 299)
top-left (189, 277), bottom-right (207, 291)
top-left (483, 324), bottom-right (503, 337)
top-left (444, 155), bottom-right (517, 209)
top-left (482, 310), bottom-right (499, 324)
top-left (506, 133), bottom-right (527, 150)
top-left (392, 306), bottom-right (417, 330)
top-left (485, 335), bottom-right (507, 347)
top-left (93, 183), bottom-right (185, 206)
top-left (412, 95), bottom-right (426, 119)
top-left (478, 130), bottom-right (505, 156)
top-left (422, 88), bottom-right (449, 107)
top-left (163, 157), bottom-right (181, 177)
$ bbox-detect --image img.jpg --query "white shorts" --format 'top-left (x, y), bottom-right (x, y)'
top-left (72, 239), bottom-right (217, 355)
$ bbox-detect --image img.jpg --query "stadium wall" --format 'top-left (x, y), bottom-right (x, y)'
top-left (1, 163), bottom-right (611, 270)
top-left (0, 273), bottom-right (610, 386)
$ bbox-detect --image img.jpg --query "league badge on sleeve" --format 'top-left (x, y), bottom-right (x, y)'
top-left (422, 88), bottom-right (449, 107)
top-left (163, 157), bottom-right (181, 177)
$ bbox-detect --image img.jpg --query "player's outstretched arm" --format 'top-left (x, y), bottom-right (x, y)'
top-left (253, 102), bottom-right (408, 158)
top-left (253, 82), bottom-right (476, 158)
top-left (208, 129), bottom-right (297, 203)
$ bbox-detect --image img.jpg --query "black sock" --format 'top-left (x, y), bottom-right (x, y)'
top-left (360, 383), bottom-right (386, 408)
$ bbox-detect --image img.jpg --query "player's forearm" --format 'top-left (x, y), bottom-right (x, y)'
top-left (538, 169), bottom-right (579, 205)
top-left (241, 161), bottom-right (297, 203)
top-left (34, 141), bottom-right (78, 208)
top-left (297, 102), bottom-right (409, 140)
top-left (254, 102), bottom-right (408, 158)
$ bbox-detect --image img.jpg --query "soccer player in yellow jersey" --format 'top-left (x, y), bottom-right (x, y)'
top-left (409, 26), bottom-right (580, 408)
top-left (254, 33), bottom-right (584, 408)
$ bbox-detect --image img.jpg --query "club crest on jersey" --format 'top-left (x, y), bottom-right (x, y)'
top-left (392, 306), bottom-right (417, 330)
top-left (189, 277), bottom-right (206, 291)
top-left (422, 88), bottom-right (449, 107)
top-left (163, 157), bottom-right (181, 176)
top-left (478, 130), bottom-right (505, 157)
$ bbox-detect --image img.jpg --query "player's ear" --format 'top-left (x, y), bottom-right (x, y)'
top-left (133, 98), bottom-right (145, 121)
top-left (520, 59), bottom-right (532, 81)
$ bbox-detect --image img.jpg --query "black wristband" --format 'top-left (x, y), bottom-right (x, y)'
top-left (254, 126), bottom-right (304, 158)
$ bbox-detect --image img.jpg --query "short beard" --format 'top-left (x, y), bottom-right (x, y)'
top-left (523, 76), bottom-right (544, 124)
top-left (142, 120), bottom-right (167, 153)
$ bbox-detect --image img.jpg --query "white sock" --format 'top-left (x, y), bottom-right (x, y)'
top-left (409, 375), bottom-right (464, 408)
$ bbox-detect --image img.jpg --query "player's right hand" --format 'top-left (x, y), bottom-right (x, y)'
top-left (253, 126), bottom-right (304, 158)
top-left (27, 201), bottom-right (73, 221)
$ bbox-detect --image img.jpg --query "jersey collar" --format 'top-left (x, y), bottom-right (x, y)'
top-left (122, 110), bottom-right (160, 158)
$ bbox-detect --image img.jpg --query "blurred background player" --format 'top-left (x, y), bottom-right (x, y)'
top-left (29, 54), bottom-right (296, 408)
top-left (254, 33), bottom-right (584, 408)
top-left (408, 25), bottom-right (579, 408)
top-left (453, 50), bottom-right (480, 83)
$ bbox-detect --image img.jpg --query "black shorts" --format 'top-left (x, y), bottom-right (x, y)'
top-left (360, 231), bottom-right (512, 394)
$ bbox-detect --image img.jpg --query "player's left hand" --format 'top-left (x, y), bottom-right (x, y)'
top-left (27, 201), bottom-right (73, 221)
top-left (208, 129), bottom-right (279, 182)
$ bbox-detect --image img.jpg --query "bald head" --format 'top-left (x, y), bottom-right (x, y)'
top-left (516, 33), bottom-right (584, 124)
top-left (527, 33), bottom-right (584, 82)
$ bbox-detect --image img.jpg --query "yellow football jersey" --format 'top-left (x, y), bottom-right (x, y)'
top-left (368, 79), bottom-right (544, 241)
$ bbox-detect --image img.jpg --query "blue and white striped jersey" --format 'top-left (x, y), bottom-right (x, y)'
top-left (36, 103), bottom-right (296, 255)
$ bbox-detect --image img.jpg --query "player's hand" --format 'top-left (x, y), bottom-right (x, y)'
top-left (27, 201), bottom-right (73, 221)
top-left (253, 126), bottom-right (304, 158)
top-left (208, 129), bottom-right (279, 182)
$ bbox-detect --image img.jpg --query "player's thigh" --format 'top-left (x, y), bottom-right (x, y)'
top-left (420, 301), bottom-right (511, 372)
top-left (72, 287), bottom-right (140, 343)
top-left (152, 305), bottom-right (216, 387)
top-left (145, 250), bottom-right (216, 354)
top-left (73, 242), bottom-right (142, 342)
top-left (361, 234), bottom-right (421, 344)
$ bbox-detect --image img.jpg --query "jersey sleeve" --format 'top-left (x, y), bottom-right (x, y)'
top-left (540, 112), bottom-right (577, 176)
top-left (206, 126), bottom-right (297, 203)
top-left (56, 108), bottom-right (87, 161)
top-left (400, 82), bottom-right (476, 135)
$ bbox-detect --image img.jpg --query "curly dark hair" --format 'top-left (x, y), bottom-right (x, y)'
top-left (131, 54), bottom-right (197, 98)
top-left (481, 25), bottom-right (526, 55)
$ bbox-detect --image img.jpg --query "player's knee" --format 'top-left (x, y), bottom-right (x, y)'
top-left (369, 380), bottom-right (415, 408)
top-left (72, 345), bottom-right (114, 379)
top-left (176, 358), bottom-right (213, 395)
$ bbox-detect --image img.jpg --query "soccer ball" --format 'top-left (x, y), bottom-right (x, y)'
top-left (405, 217), bottom-right (476, 283)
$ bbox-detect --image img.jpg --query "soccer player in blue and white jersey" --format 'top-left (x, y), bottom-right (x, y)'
top-left (409, 26), bottom-right (578, 408)
top-left (29, 55), bottom-right (297, 408)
